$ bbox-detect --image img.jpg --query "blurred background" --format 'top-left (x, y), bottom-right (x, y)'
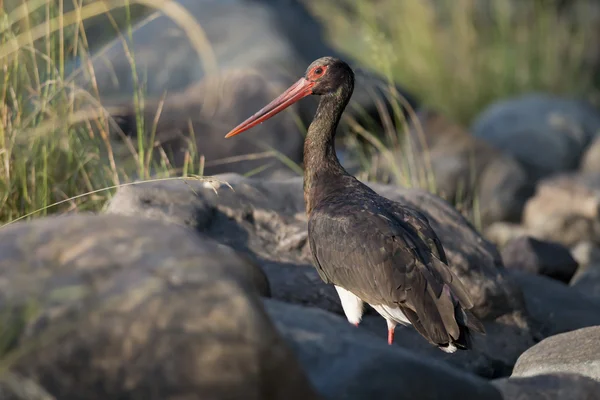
top-left (1, 0), bottom-right (599, 236)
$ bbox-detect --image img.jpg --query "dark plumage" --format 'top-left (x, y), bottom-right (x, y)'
top-left (225, 56), bottom-right (485, 352)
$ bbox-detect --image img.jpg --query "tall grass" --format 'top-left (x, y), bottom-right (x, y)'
top-left (0, 0), bottom-right (212, 225)
top-left (314, 0), bottom-right (598, 124)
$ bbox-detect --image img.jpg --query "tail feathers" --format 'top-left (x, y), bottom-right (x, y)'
top-left (406, 283), bottom-right (485, 352)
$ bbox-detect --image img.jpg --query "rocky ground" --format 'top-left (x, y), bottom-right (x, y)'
top-left (4, 0), bottom-right (600, 398)
top-left (2, 174), bottom-right (600, 399)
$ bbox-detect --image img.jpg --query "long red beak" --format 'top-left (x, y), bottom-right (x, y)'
top-left (224, 77), bottom-right (315, 138)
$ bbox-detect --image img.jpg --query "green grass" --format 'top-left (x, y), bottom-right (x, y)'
top-left (0, 0), bottom-right (210, 226)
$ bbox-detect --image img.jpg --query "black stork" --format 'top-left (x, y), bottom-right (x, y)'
top-left (224, 57), bottom-right (485, 352)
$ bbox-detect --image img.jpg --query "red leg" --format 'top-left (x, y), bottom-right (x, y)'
top-left (353, 322), bottom-right (359, 327)
top-left (387, 327), bottom-right (395, 345)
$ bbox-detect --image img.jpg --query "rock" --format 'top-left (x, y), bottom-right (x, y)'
top-left (522, 173), bottom-right (600, 246)
top-left (357, 310), bottom-right (534, 379)
top-left (0, 372), bottom-right (55, 400)
top-left (109, 70), bottom-right (305, 178)
top-left (0, 214), bottom-right (318, 400)
top-left (510, 271), bottom-right (600, 337)
top-left (72, 0), bottom-right (417, 177)
top-left (571, 241), bottom-right (600, 273)
top-left (571, 263), bottom-right (600, 301)
top-left (106, 174), bottom-right (535, 377)
top-left (264, 298), bottom-right (503, 400)
top-left (581, 135), bottom-right (600, 174)
top-left (106, 174), bottom-right (525, 319)
top-left (512, 326), bottom-right (600, 382)
top-left (492, 373), bottom-right (600, 400)
top-left (500, 236), bottom-right (578, 283)
top-left (372, 109), bottom-right (534, 227)
top-left (570, 242), bottom-right (600, 300)
top-left (485, 222), bottom-right (529, 248)
top-left (471, 93), bottom-right (600, 180)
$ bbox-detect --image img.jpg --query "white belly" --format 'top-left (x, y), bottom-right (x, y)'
top-left (370, 304), bottom-right (412, 327)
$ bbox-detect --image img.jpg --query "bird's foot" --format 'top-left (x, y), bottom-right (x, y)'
top-left (387, 328), bottom-right (395, 345)
top-left (353, 322), bottom-right (359, 327)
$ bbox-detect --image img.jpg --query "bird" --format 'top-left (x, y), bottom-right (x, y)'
top-left (224, 56), bottom-right (485, 352)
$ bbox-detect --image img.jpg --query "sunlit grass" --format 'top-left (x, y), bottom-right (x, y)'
top-left (0, 0), bottom-right (215, 225)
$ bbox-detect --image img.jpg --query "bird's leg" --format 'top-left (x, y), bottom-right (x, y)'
top-left (386, 319), bottom-right (397, 345)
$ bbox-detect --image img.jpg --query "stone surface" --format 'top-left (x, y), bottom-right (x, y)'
top-left (509, 271), bottom-right (600, 338)
top-left (264, 299), bottom-right (503, 400)
top-left (372, 109), bottom-right (534, 227)
top-left (512, 326), bottom-right (600, 382)
top-left (106, 174), bottom-right (524, 320)
top-left (0, 214), bottom-right (317, 400)
top-left (500, 236), bottom-right (579, 283)
top-left (493, 373), bottom-right (600, 400)
top-left (0, 372), bottom-right (55, 400)
top-left (106, 174), bottom-right (535, 377)
top-left (580, 135), bottom-right (600, 174)
top-left (471, 93), bottom-right (600, 180)
top-left (571, 263), bottom-right (600, 301)
top-left (71, 0), bottom-right (416, 177)
top-left (485, 222), bottom-right (529, 249)
top-left (522, 173), bottom-right (600, 246)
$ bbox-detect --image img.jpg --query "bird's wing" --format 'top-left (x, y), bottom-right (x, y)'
top-left (390, 206), bottom-right (474, 309)
top-left (308, 203), bottom-right (476, 344)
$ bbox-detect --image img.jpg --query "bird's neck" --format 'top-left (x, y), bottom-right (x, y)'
top-left (303, 83), bottom-right (353, 215)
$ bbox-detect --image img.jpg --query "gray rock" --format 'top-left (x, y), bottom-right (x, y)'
top-left (501, 236), bottom-right (579, 283)
top-left (106, 174), bottom-right (525, 320)
top-left (485, 222), bottom-right (529, 249)
top-left (0, 372), bottom-right (55, 400)
top-left (71, 0), bottom-right (416, 177)
top-left (512, 326), bottom-right (600, 382)
top-left (357, 311), bottom-right (534, 379)
top-left (522, 173), bottom-right (600, 246)
top-left (109, 70), bottom-right (306, 178)
top-left (471, 93), bottom-right (600, 180)
top-left (0, 214), bottom-right (317, 400)
top-left (493, 373), bottom-right (600, 400)
top-left (264, 299), bottom-right (503, 400)
top-left (571, 263), bottom-right (600, 301)
top-left (372, 109), bottom-right (534, 227)
top-left (106, 174), bottom-right (535, 377)
top-left (581, 135), bottom-right (600, 174)
top-left (509, 271), bottom-right (600, 337)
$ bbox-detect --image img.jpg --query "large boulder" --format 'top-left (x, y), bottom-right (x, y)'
top-left (0, 214), bottom-right (318, 400)
top-left (71, 0), bottom-right (416, 177)
top-left (264, 299), bottom-right (502, 400)
top-left (509, 271), bottom-right (600, 337)
top-left (106, 174), bottom-right (534, 377)
top-left (500, 236), bottom-right (578, 283)
top-left (580, 135), bottom-right (600, 174)
top-left (471, 94), bottom-right (600, 180)
top-left (571, 262), bottom-right (600, 301)
top-left (512, 326), bottom-right (600, 382)
top-left (492, 373), bottom-right (600, 400)
top-left (487, 173), bottom-right (600, 248)
top-left (371, 109), bottom-right (534, 227)
top-left (521, 173), bottom-right (600, 247)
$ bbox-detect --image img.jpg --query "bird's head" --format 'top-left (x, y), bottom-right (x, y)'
top-left (224, 57), bottom-right (353, 138)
